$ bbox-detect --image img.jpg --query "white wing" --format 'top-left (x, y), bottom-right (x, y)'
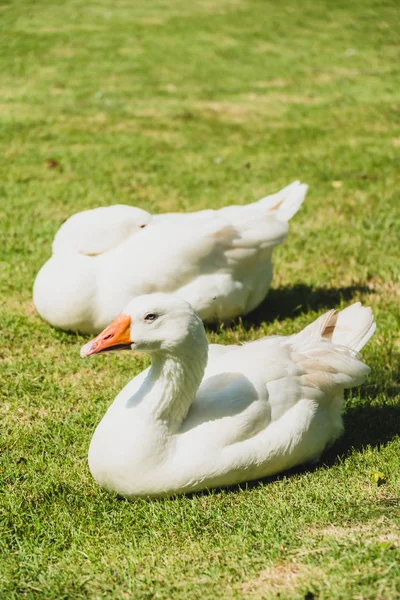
top-left (183, 304), bottom-right (373, 448)
top-left (52, 205), bottom-right (152, 256)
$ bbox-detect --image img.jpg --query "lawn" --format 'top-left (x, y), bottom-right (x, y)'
top-left (0, 0), bottom-right (399, 598)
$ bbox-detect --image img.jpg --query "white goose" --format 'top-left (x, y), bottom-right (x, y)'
top-left (81, 294), bottom-right (375, 498)
top-left (33, 181), bottom-right (307, 334)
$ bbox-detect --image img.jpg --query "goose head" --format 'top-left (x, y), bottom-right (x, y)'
top-left (80, 293), bottom-right (208, 358)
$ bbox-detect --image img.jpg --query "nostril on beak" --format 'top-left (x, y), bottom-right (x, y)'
top-left (103, 333), bottom-right (114, 341)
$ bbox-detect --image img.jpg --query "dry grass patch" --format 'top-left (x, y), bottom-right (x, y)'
top-left (35, 25), bottom-right (104, 33)
top-left (365, 277), bottom-right (400, 302)
top-left (118, 47), bottom-right (144, 57)
top-left (139, 129), bottom-right (185, 145)
top-left (241, 562), bottom-right (324, 599)
top-left (254, 79), bottom-right (289, 89)
top-left (253, 41), bottom-right (282, 54)
top-left (0, 103), bottom-right (45, 120)
top-left (1, 297), bottom-right (42, 321)
top-left (198, 33), bottom-right (239, 48)
top-left (51, 46), bottom-right (77, 58)
top-left (195, 92), bottom-right (324, 123)
top-left (135, 108), bottom-right (165, 118)
top-left (310, 517), bottom-right (400, 548)
top-left (195, 100), bottom-right (282, 123)
top-left (134, 16), bottom-right (166, 25)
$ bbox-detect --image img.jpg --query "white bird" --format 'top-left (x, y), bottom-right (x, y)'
top-left (33, 181), bottom-right (307, 334)
top-left (80, 294), bottom-right (375, 498)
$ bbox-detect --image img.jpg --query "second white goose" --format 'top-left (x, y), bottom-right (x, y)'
top-left (33, 181), bottom-right (307, 334)
top-left (81, 295), bottom-right (375, 498)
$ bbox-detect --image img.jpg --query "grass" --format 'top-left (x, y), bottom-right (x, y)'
top-left (0, 0), bottom-right (399, 597)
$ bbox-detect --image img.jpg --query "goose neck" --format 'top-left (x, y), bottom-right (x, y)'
top-left (145, 345), bottom-right (207, 431)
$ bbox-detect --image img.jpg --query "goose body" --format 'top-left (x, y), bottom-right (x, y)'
top-left (81, 296), bottom-right (375, 498)
top-left (33, 181), bottom-right (307, 334)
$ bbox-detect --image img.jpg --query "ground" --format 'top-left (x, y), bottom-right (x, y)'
top-left (0, 0), bottom-right (399, 598)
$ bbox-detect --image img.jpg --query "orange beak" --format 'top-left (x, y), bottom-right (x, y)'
top-left (80, 314), bottom-right (132, 358)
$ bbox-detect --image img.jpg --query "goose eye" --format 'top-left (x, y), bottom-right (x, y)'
top-left (139, 224), bottom-right (147, 229)
top-left (144, 313), bottom-right (157, 322)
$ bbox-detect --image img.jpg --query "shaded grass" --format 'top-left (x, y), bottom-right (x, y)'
top-left (0, 0), bottom-right (399, 598)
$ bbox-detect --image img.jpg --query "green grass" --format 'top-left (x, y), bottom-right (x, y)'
top-left (1, 0), bottom-right (399, 597)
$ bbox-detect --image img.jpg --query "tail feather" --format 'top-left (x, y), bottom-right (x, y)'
top-left (294, 303), bottom-right (374, 395)
top-left (257, 181), bottom-right (308, 222)
top-left (299, 303), bottom-right (375, 352)
top-left (218, 181), bottom-right (307, 226)
top-left (330, 303), bottom-right (376, 352)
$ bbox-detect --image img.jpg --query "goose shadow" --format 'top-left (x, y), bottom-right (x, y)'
top-left (240, 283), bottom-right (373, 328)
